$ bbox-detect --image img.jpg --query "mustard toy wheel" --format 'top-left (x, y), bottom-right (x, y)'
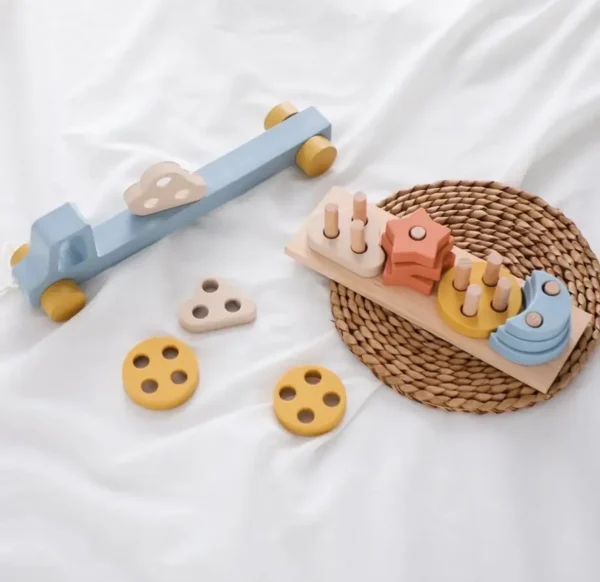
top-left (264, 102), bottom-right (337, 177)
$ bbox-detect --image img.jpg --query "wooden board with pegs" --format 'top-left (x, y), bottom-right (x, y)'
top-left (284, 186), bottom-right (593, 394)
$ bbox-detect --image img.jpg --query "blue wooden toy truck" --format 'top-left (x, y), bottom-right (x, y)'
top-left (10, 102), bottom-right (336, 322)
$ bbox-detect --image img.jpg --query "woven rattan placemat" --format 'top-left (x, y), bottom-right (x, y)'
top-left (330, 180), bottom-right (599, 413)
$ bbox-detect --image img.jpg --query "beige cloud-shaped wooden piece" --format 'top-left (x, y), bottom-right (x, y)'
top-left (124, 161), bottom-right (207, 216)
top-left (179, 278), bottom-right (257, 333)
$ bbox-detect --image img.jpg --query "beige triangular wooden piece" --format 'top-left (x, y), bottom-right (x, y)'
top-left (124, 161), bottom-right (207, 216)
top-left (178, 278), bottom-right (256, 333)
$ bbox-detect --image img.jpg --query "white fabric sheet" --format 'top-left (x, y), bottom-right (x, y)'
top-left (2, 0), bottom-right (600, 580)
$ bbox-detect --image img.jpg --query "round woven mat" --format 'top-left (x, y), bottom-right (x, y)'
top-left (330, 180), bottom-right (600, 413)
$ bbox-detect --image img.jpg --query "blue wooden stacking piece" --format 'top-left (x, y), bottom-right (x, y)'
top-left (11, 104), bottom-right (334, 321)
top-left (489, 270), bottom-right (571, 365)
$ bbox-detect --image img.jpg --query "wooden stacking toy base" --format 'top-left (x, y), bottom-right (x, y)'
top-left (285, 186), bottom-right (593, 394)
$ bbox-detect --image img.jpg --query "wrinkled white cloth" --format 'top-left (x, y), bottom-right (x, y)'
top-left (1, 1), bottom-right (600, 580)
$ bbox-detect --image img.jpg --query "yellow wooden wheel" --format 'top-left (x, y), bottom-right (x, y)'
top-left (264, 102), bottom-right (298, 130)
top-left (296, 135), bottom-right (337, 177)
top-left (264, 102), bottom-right (337, 177)
top-left (10, 243), bottom-right (86, 322)
top-left (10, 244), bottom-right (30, 267)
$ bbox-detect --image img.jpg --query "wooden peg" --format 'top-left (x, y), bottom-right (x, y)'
top-left (525, 311), bottom-right (544, 328)
top-left (350, 220), bottom-right (366, 254)
top-left (492, 276), bottom-right (512, 312)
top-left (324, 203), bottom-right (339, 239)
top-left (453, 257), bottom-right (472, 291)
top-left (409, 226), bottom-right (427, 241)
top-left (353, 192), bottom-right (367, 224)
top-left (462, 283), bottom-right (482, 317)
top-left (543, 281), bottom-right (561, 296)
top-left (482, 251), bottom-right (503, 287)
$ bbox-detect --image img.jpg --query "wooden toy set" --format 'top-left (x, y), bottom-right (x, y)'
top-left (286, 186), bottom-right (593, 395)
top-left (6, 99), bottom-right (596, 416)
top-left (123, 327), bottom-right (348, 435)
top-left (122, 273), bottom-right (347, 434)
top-left (4, 99), bottom-right (349, 432)
top-left (121, 279), bottom-right (347, 434)
top-left (121, 274), bottom-right (259, 411)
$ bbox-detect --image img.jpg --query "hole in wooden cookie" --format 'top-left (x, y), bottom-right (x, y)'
top-left (279, 386), bottom-right (296, 401)
top-left (171, 371), bottom-right (188, 384)
top-left (175, 189), bottom-right (190, 200)
top-left (144, 198), bottom-right (159, 209)
top-left (192, 305), bottom-right (209, 319)
top-left (156, 177), bottom-right (171, 188)
top-left (323, 392), bottom-right (341, 407)
top-left (304, 370), bottom-right (322, 385)
top-left (297, 408), bottom-right (315, 423)
top-left (141, 379), bottom-right (158, 393)
top-left (133, 355), bottom-right (149, 368)
top-left (202, 279), bottom-right (219, 293)
top-left (225, 299), bottom-right (241, 313)
top-left (162, 346), bottom-right (179, 359)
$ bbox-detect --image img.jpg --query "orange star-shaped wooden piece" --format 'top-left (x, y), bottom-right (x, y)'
top-left (381, 233), bottom-right (456, 279)
top-left (382, 260), bottom-right (436, 295)
top-left (384, 208), bottom-right (452, 269)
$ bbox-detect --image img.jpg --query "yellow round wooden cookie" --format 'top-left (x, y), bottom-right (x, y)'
top-left (436, 261), bottom-right (523, 338)
top-left (123, 337), bottom-right (199, 410)
top-left (273, 366), bottom-right (347, 436)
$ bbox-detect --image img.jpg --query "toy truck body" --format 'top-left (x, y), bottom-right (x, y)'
top-left (13, 106), bottom-right (333, 308)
